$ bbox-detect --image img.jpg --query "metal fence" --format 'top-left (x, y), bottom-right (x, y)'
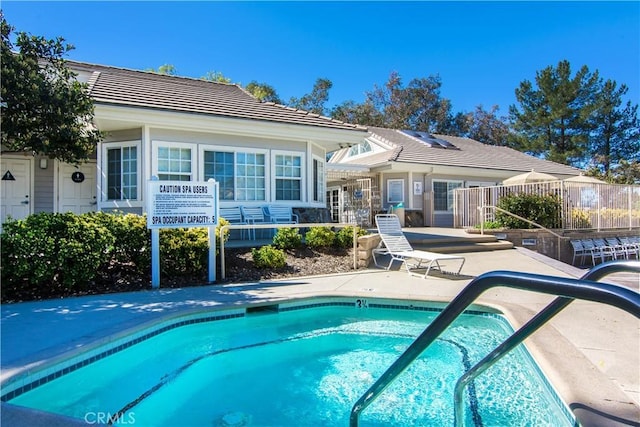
top-left (454, 181), bottom-right (640, 231)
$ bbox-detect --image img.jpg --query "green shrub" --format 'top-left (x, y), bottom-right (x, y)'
top-left (475, 220), bottom-right (503, 230)
top-left (335, 226), bottom-right (367, 248)
top-left (272, 227), bottom-right (302, 250)
top-left (85, 211), bottom-right (150, 272)
top-left (251, 245), bottom-right (286, 269)
top-left (570, 209), bottom-right (592, 229)
top-left (496, 193), bottom-right (561, 229)
top-left (159, 227), bottom-right (210, 276)
top-left (305, 227), bottom-right (335, 249)
top-left (1, 212), bottom-right (115, 290)
top-left (216, 217), bottom-right (231, 245)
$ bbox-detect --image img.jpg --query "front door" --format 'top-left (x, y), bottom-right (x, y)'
top-left (57, 162), bottom-right (97, 214)
top-left (0, 156), bottom-right (32, 224)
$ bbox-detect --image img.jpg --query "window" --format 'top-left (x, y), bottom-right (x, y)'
top-left (202, 148), bottom-right (267, 202)
top-left (236, 152), bottom-right (266, 201)
top-left (274, 153), bottom-right (302, 201)
top-left (157, 146), bottom-right (192, 181)
top-left (387, 179), bottom-right (404, 203)
top-left (104, 142), bottom-right (139, 200)
top-left (347, 140), bottom-right (372, 157)
top-left (204, 151), bottom-right (235, 200)
top-left (313, 157), bottom-right (325, 203)
top-left (433, 180), bottom-right (463, 212)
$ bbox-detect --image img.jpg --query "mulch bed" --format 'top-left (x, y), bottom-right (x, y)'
top-left (1, 247), bottom-right (358, 303)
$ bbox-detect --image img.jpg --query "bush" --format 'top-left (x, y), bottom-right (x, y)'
top-left (335, 226), bottom-right (367, 248)
top-left (159, 227), bottom-right (210, 276)
top-left (475, 220), bottom-right (503, 230)
top-left (570, 209), bottom-right (592, 229)
top-left (305, 227), bottom-right (335, 250)
top-left (272, 227), bottom-right (302, 250)
top-left (216, 217), bottom-right (231, 245)
top-left (251, 245), bottom-right (286, 269)
top-left (1, 212), bottom-right (115, 291)
top-left (85, 211), bottom-right (150, 272)
top-left (496, 193), bottom-right (561, 229)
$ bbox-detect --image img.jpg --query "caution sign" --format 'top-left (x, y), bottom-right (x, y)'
top-left (2, 171), bottom-right (16, 181)
top-left (147, 180), bottom-right (218, 229)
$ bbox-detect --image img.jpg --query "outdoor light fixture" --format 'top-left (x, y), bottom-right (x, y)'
top-left (39, 158), bottom-right (48, 169)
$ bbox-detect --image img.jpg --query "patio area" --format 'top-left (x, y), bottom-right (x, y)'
top-left (1, 248), bottom-right (639, 426)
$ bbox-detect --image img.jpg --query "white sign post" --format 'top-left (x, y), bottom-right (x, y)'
top-left (146, 178), bottom-right (219, 288)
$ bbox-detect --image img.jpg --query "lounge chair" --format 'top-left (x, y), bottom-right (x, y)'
top-left (372, 214), bottom-right (465, 279)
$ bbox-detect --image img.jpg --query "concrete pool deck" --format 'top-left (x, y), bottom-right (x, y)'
top-left (1, 247), bottom-right (639, 426)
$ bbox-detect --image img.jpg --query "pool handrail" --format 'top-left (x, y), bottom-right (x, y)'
top-left (349, 260), bottom-right (640, 427)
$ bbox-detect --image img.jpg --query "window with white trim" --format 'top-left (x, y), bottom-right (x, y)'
top-left (236, 152), bottom-right (266, 201)
top-left (347, 140), bottom-right (372, 157)
top-left (104, 142), bottom-right (140, 200)
top-left (313, 157), bottom-right (325, 203)
top-left (157, 145), bottom-right (193, 181)
top-left (387, 179), bottom-right (404, 203)
top-left (203, 149), bottom-right (266, 201)
top-left (433, 180), bottom-right (463, 212)
top-left (273, 152), bottom-right (303, 201)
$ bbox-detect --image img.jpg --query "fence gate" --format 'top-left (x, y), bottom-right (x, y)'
top-left (339, 178), bottom-right (380, 227)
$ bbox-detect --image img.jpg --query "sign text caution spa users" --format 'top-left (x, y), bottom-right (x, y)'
top-left (147, 180), bottom-right (218, 229)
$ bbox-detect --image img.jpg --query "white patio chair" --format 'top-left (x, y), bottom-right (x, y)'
top-left (240, 205), bottom-right (268, 240)
top-left (372, 214), bottom-right (465, 279)
top-left (219, 206), bottom-right (247, 239)
top-left (265, 205), bottom-right (299, 224)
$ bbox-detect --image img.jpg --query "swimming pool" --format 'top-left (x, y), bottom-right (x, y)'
top-left (3, 298), bottom-right (574, 426)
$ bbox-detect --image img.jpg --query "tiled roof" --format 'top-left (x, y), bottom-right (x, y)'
top-left (70, 61), bottom-right (367, 132)
top-left (338, 126), bottom-right (581, 175)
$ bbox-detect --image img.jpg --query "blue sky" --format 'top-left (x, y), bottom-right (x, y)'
top-left (3, 1), bottom-right (639, 116)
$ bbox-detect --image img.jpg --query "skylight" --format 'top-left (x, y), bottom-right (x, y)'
top-left (401, 130), bottom-right (458, 149)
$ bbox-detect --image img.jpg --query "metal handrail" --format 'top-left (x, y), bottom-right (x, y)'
top-left (453, 261), bottom-right (640, 426)
top-left (478, 205), bottom-right (565, 259)
top-left (349, 260), bottom-right (640, 427)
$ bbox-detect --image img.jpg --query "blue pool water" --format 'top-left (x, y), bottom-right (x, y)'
top-left (6, 300), bottom-right (573, 426)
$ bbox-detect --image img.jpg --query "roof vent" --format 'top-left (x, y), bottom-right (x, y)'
top-left (401, 130), bottom-right (458, 150)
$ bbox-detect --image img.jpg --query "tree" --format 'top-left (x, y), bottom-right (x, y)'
top-left (1, 14), bottom-right (102, 164)
top-left (288, 78), bottom-right (332, 115)
top-left (201, 70), bottom-right (231, 83)
top-left (364, 72), bottom-right (458, 134)
top-left (330, 100), bottom-right (384, 126)
top-left (586, 159), bottom-right (640, 184)
top-left (588, 79), bottom-right (639, 173)
top-left (245, 81), bottom-right (282, 103)
top-left (145, 64), bottom-right (178, 75)
top-left (466, 105), bottom-right (512, 146)
top-left (509, 60), bottom-right (600, 166)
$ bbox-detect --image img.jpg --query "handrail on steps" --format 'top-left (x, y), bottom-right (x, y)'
top-left (349, 260), bottom-right (640, 427)
top-left (478, 205), bottom-right (565, 260)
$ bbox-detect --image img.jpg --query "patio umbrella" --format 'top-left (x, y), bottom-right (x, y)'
top-left (563, 174), bottom-right (606, 184)
top-left (502, 170), bottom-right (558, 185)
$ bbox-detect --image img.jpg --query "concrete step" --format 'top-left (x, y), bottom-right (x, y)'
top-left (412, 241), bottom-right (515, 254)
top-left (407, 233), bottom-right (515, 254)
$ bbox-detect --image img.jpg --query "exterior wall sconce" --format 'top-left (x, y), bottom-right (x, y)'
top-left (39, 158), bottom-right (48, 169)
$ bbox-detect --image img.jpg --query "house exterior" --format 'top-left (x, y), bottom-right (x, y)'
top-left (327, 126), bottom-right (582, 227)
top-left (0, 61), bottom-right (367, 225)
